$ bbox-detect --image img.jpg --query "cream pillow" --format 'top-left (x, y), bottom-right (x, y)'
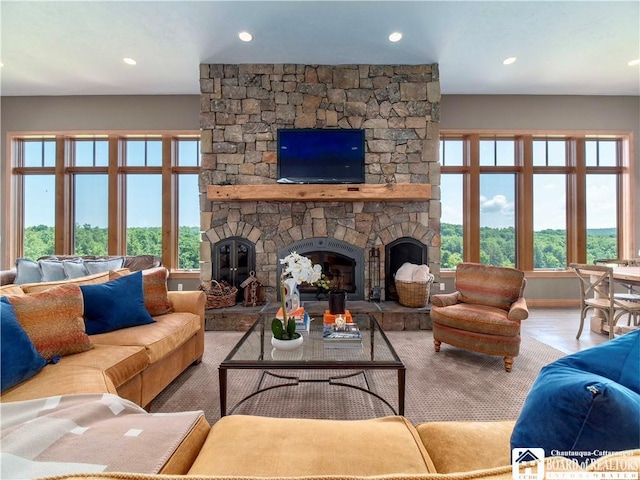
top-left (395, 262), bottom-right (416, 282)
top-left (412, 264), bottom-right (430, 282)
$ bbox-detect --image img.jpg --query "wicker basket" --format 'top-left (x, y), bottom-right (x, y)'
top-left (198, 280), bottom-right (238, 309)
top-left (395, 274), bottom-right (434, 308)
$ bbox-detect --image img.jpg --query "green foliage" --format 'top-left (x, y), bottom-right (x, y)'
top-left (270, 317), bottom-right (299, 340)
top-left (22, 224), bottom-right (200, 268)
top-left (441, 223), bottom-right (618, 269)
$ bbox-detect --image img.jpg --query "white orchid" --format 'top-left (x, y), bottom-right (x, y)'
top-left (279, 252), bottom-right (322, 285)
top-left (274, 252), bottom-right (323, 339)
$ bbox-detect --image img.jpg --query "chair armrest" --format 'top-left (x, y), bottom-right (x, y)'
top-left (431, 291), bottom-right (461, 307)
top-left (168, 290), bottom-right (206, 321)
top-left (508, 296), bottom-right (529, 321)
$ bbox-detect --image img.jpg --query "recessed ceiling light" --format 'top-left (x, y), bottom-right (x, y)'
top-left (502, 56), bottom-right (517, 65)
top-left (628, 59), bottom-right (640, 66)
top-left (238, 31), bottom-right (253, 42)
top-left (123, 57), bottom-right (137, 66)
top-left (388, 32), bottom-right (403, 43)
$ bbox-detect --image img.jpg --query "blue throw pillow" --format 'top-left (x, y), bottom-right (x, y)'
top-left (80, 271), bottom-right (155, 335)
top-left (1, 297), bottom-right (47, 392)
top-left (511, 333), bottom-right (640, 463)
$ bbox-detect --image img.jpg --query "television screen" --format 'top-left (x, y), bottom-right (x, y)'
top-left (277, 129), bottom-right (365, 184)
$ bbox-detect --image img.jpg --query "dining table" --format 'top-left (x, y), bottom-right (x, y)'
top-left (590, 265), bottom-right (640, 337)
top-left (612, 265), bottom-right (640, 286)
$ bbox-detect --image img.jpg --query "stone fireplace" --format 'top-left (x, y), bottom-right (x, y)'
top-left (199, 63), bottom-right (441, 303)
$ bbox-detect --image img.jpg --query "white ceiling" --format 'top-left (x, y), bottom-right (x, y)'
top-left (1, 1), bottom-right (639, 97)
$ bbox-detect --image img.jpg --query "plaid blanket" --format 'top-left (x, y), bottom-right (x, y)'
top-left (1, 393), bottom-right (204, 479)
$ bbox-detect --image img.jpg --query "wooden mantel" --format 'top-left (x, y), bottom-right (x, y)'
top-left (207, 183), bottom-right (431, 202)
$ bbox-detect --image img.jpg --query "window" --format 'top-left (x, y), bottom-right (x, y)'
top-left (9, 132), bottom-right (200, 272)
top-left (440, 134), bottom-right (631, 270)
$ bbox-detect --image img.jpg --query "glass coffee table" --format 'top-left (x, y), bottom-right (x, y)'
top-left (219, 313), bottom-right (405, 417)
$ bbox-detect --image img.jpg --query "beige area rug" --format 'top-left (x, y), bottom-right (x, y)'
top-left (149, 330), bottom-right (565, 425)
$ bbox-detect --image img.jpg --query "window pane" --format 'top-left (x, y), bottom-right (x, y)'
top-left (479, 140), bottom-right (495, 166)
top-left (598, 141), bottom-right (617, 167)
top-left (24, 140), bottom-right (55, 167)
top-left (440, 139), bottom-right (463, 166)
top-left (74, 174), bottom-right (108, 255)
top-left (496, 140), bottom-right (514, 166)
top-left (74, 140), bottom-right (108, 167)
top-left (480, 173), bottom-right (515, 267)
top-left (126, 139), bottom-right (162, 167)
top-left (534, 140), bottom-right (565, 166)
top-left (585, 140), bottom-right (617, 167)
top-left (178, 174), bottom-right (200, 269)
top-left (126, 175), bottom-right (162, 256)
top-left (440, 174), bottom-right (463, 269)
top-left (586, 174), bottom-right (618, 262)
top-left (178, 139), bottom-right (200, 167)
top-left (23, 175), bottom-right (55, 258)
top-left (533, 175), bottom-right (567, 268)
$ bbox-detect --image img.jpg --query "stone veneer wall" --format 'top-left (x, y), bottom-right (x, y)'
top-left (199, 63), bottom-right (441, 300)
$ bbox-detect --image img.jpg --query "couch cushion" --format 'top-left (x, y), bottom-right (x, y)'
top-left (38, 259), bottom-right (66, 282)
top-left (60, 344), bottom-right (149, 389)
top-left (111, 267), bottom-right (172, 316)
top-left (62, 259), bottom-right (90, 278)
top-left (21, 270), bottom-right (114, 293)
top-left (81, 271), bottom-right (155, 335)
top-left (0, 284), bottom-right (26, 296)
top-left (14, 258), bottom-right (42, 284)
top-left (456, 263), bottom-right (524, 310)
top-left (1, 298), bottom-right (47, 392)
top-left (84, 257), bottom-right (125, 274)
top-left (431, 303), bottom-right (521, 336)
top-left (91, 312), bottom-right (201, 363)
top-left (0, 364), bottom-right (116, 402)
top-left (5, 284), bottom-right (93, 361)
top-left (416, 420), bottom-right (515, 473)
top-left (188, 415), bottom-right (436, 476)
top-left (511, 332), bottom-right (640, 463)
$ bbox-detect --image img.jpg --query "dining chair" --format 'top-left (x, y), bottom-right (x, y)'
top-left (570, 263), bottom-right (640, 339)
top-left (594, 259), bottom-right (640, 327)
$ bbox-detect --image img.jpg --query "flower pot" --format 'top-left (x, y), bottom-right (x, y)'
top-left (329, 290), bottom-right (347, 315)
top-left (271, 334), bottom-right (304, 351)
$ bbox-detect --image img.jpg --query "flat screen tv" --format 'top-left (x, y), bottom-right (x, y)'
top-left (277, 129), bottom-right (365, 184)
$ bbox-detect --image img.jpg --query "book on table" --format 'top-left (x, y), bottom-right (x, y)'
top-left (276, 307), bottom-right (310, 333)
top-left (323, 323), bottom-right (362, 348)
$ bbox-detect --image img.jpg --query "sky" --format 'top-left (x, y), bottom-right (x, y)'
top-left (23, 139), bottom-right (200, 229)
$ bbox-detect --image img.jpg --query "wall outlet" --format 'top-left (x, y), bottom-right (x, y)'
top-left (177, 283), bottom-right (183, 291)
top-left (440, 283), bottom-right (446, 291)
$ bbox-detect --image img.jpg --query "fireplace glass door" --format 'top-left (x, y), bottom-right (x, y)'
top-left (214, 237), bottom-right (255, 299)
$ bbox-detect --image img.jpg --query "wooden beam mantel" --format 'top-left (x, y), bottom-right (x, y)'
top-left (207, 183), bottom-right (431, 202)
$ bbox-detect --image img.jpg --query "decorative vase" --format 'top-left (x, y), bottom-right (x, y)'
top-left (283, 277), bottom-right (301, 315)
top-left (329, 289), bottom-right (347, 314)
top-left (271, 334), bottom-right (304, 351)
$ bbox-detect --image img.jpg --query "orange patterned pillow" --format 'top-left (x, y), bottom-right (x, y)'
top-left (110, 267), bottom-right (172, 316)
top-left (6, 283), bottom-right (93, 360)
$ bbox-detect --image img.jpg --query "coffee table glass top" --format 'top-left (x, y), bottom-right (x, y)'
top-left (222, 313), bottom-right (403, 366)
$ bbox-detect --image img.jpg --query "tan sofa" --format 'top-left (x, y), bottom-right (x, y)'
top-left (30, 413), bottom-right (640, 480)
top-left (0, 268), bottom-right (205, 408)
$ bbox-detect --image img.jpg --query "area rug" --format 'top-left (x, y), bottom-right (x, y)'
top-left (149, 330), bottom-right (565, 425)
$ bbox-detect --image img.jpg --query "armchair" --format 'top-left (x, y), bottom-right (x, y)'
top-left (431, 263), bottom-right (528, 372)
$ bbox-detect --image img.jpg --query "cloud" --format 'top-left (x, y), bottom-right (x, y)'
top-left (480, 194), bottom-right (514, 215)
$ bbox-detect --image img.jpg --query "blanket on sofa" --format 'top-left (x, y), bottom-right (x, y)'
top-left (0, 393), bottom-right (204, 479)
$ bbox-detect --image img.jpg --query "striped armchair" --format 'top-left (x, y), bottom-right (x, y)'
top-left (431, 263), bottom-right (528, 372)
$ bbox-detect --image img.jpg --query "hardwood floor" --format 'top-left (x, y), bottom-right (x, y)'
top-left (523, 308), bottom-right (608, 354)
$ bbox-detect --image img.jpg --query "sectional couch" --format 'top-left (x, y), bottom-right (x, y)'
top-left (0, 266), bottom-right (205, 408)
